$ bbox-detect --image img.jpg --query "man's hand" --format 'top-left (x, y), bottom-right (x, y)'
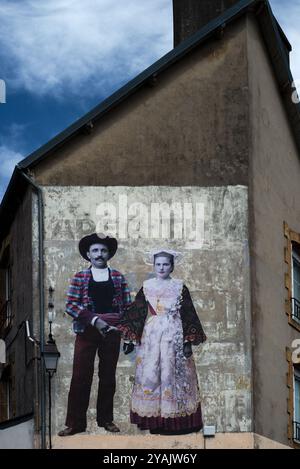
top-left (105, 325), bottom-right (120, 334)
top-left (183, 341), bottom-right (193, 358)
top-left (94, 317), bottom-right (108, 330)
top-left (95, 319), bottom-right (119, 337)
top-left (123, 342), bottom-right (135, 355)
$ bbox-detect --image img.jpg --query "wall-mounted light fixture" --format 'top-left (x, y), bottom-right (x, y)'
top-left (41, 286), bottom-right (60, 450)
top-left (43, 334), bottom-right (60, 377)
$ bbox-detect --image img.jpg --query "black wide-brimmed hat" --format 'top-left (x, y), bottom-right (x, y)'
top-left (79, 233), bottom-right (118, 261)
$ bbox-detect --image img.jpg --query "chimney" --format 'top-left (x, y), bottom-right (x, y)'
top-left (173, 0), bottom-right (240, 47)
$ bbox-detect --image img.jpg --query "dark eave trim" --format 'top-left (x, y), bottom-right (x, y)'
top-left (274, 17), bottom-right (292, 53)
top-left (0, 167), bottom-right (28, 243)
top-left (256, 1), bottom-right (300, 156)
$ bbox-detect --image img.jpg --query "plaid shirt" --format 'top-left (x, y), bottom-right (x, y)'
top-left (65, 268), bottom-right (132, 334)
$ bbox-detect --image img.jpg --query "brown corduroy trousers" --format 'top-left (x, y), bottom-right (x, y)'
top-left (65, 326), bottom-right (121, 429)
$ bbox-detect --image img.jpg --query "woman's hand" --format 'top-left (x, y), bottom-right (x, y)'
top-left (183, 341), bottom-right (192, 358)
top-left (123, 341), bottom-right (135, 355)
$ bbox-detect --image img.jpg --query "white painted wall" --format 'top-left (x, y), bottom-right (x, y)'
top-left (0, 419), bottom-right (34, 449)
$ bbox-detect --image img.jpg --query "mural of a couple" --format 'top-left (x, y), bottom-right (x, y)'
top-left (58, 233), bottom-right (206, 437)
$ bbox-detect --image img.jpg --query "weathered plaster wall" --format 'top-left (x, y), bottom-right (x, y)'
top-left (247, 15), bottom-right (300, 446)
top-left (42, 185), bottom-right (251, 436)
top-left (32, 18), bottom-right (249, 188)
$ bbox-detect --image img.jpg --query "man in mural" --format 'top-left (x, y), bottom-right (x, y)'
top-left (58, 233), bottom-right (132, 436)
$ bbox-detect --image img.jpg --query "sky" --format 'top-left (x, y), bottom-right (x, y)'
top-left (0, 0), bottom-right (299, 202)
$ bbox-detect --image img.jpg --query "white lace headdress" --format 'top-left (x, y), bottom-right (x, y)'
top-left (144, 248), bottom-right (183, 265)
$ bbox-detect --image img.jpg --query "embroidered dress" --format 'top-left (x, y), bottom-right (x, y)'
top-left (120, 277), bottom-right (206, 433)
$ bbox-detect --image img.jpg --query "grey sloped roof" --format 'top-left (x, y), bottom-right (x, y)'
top-left (1, 0), bottom-right (300, 240)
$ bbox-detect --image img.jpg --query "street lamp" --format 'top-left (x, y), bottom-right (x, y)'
top-left (43, 329), bottom-right (60, 450)
top-left (45, 289), bottom-right (59, 376)
top-left (43, 334), bottom-right (60, 377)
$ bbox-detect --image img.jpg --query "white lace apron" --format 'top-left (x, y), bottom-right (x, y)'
top-left (131, 277), bottom-right (201, 419)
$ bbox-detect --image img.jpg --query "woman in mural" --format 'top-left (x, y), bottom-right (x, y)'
top-left (119, 249), bottom-right (206, 435)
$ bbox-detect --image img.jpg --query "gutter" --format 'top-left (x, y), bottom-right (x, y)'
top-left (16, 166), bottom-right (46, 449)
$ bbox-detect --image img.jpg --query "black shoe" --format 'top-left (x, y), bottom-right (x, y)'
top-left (101, 422), bottom-right (120, 432)
top-left (150, 428), bottom-right (162, 434)
top-left (58, 427), bottom-right (86, 437)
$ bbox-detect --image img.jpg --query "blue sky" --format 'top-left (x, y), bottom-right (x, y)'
top-left (0, 0), bottom-right (299, 202)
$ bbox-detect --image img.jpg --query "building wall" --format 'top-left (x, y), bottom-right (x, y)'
top-left (0, 190), bottom-right (34, 422)
top-left (32, 18), bottom-right (250, 189)
top-left (42, 185), bottom-right (251, 435)
top-left (0, 417), bottom-right (34, 449)
top-left (26, 17), bottom-right (255, 443)
top-left (247, 15), bottom-right (300, 446)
